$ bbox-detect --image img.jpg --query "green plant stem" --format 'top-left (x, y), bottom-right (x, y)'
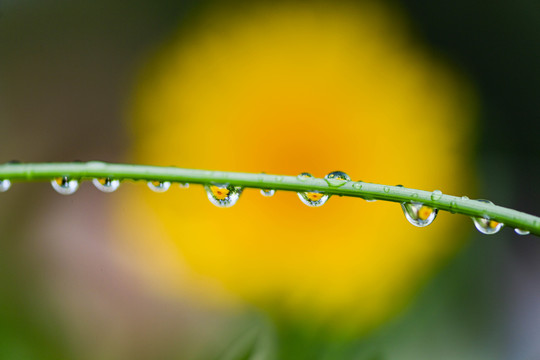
top-left (1, 161), bottom-right (539, 236)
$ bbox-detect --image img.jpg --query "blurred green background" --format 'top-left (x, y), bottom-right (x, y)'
top-left (0, 0), bottom-right (539, 359)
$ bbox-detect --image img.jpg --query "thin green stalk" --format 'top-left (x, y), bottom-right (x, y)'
top-left (0, 161), bottom-right (538, 236)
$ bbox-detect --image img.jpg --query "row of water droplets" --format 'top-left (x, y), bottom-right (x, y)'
top-left (49, 176), bottom-right (189, 195)
top-left (0, 173), bottom-right (532, 236)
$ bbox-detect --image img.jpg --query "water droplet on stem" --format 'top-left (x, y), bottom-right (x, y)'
top-left (514, 228), bottom-right (530, 235)
top-left (148, 180), bottom-right (171, 193)
top-left (0, 179), bottom-right (11, 192)
top-left (260, 189), bottom-right (275, 197)
top-left (401, 202), bottom-right (438, 227)
top-left (472, 217), bottom-right (503, 235)
top-left (93, 177), bottom-right (120, 193)
top-left (51, 177), bottom-right (79, 195)
top-left (296, 173), bottom-right (328, 207)
top-left (431, 190), bottom-right (443, 201)
top-left (324, 171), bottom-right (350, 187)
top-left (205, 184), bottom-right (242, 208)
top-left (297, 172), bottom-right (312, 181)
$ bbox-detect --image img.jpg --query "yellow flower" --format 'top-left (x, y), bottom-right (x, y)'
top-left (418, 206), bottom-right (434, 221)
top-left (210, 185), bottom-right (230, 201)
top-left (117, 1), bottom-right (476, 336)
top-left (489, 220), bottom-right (500, 229)
top-left (306, 192), bottom-right (324, 202)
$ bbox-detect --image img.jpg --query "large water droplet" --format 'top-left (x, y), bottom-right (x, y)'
top-left (431, 190), bottom-right (443, 201)
top-left (401, 202), bottom-right (438, 227)
top-left (297, 191), bottom-right (329, 207)
top-left (148, 180), bottom-right (171, 193)
top-left (51, 176), bottom-right (79, 195)
top-left (0, 179), bottom-right (11, 192)
top-left (205, 184), bottom-right (242, 208)
top-left (296, 172), bottom-right (328, 206)
top-left (92, 177), bottom-right (120, 193)
top-left (514, 228), bottom-right (530, 236)
top-left (324, 171), bottom-right (350, 187)
top-left (472, 217), bottom-right (503, 235)
top-left (260, 189), bottom-right (275, 197)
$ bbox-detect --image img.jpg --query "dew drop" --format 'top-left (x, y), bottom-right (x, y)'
top-left (472, 217), bottom-right (503, 235)
top-left (148, 180), bottom-right (171, 193)
top-left (275, 176), bottom-right (283, 182)
top-left (411, 193), bottom-right (419, 199)
top-left (461, 196), bottom-right (470, 200)
top-left (296, 172), bottom-right (329, 206)
top-left (431, 190), bottom-right (443, 201)
top-left (178, 182), bottom-right (190, 189)
top-left (0, 179), bottom-right (11, 192)
top-left (297, 191), bottom-right (329, 207)
top-left (383, 186), bottom-right (390, 193)
top-left (352, 182), bottom-right (362, 190)
top-left (324, 171), bottom-right (351, 187)
top-left (205, 184), bottom-right (242, 208)
top-left (401, 202), bottom-right (438, 227)
top-left (92, 177), bottom-right (120, 193)
top-left (449, 201), bottom-right (458, 213)
top-left (51, 176), bottom-right (79, 195)
top-left (260, 189), bottom-right (276, 197)
top-left (515, 228), bottom-right (530, 236)
top-left (365, 198), bottom-right (377, 202)
top-left (297, 172), bottom-right (312, 181)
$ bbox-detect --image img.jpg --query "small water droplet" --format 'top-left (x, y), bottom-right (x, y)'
top-left (178, 182), bottom-right (190, 189)
top-left (449, 201), bottom-right (458, 213)
top-left (396, 184), bottom-right (404, 188)
top-left (401, 202), bottom-right (438, 227)
top-left (324, 171), bottom-right (350, 187)
top-left (275, 176), bottom-right (283, 182)
top-left (411, 193), bottom-right (419, 199)
top-left (383, 186), bottom-right (390, 193)
top-left (297, 191), bottom-right (329, 207)
top-left (461, 196), bottom-right (470, 200)
top-left (205, 184), bottom-right (242, 208)
top-left (260, 189), bottom-right (275, 197)
top-left (297, 172), bottom-right (312, 181)
top-left (431, 190), bottom-right (443, 201)
top-left (515, 228), bottom-right (530, 236)
top-left (51, 176), bottom-right (79, 195)
top-left (148, 180), bottom-right (171, 192)
top-left (472, 217), bottom-right (503, 235)
top-left (352, 182), bottom-right (362, 190)
top-left (365, 198), bottom-right (377, 202)
top-left (0, 179), bottom-right (11, 192)
top-left (92, 177), bottom-right (120, 193)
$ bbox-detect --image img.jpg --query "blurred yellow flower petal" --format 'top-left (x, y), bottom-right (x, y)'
top-left (118, 1), bottom-right (476, 335)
